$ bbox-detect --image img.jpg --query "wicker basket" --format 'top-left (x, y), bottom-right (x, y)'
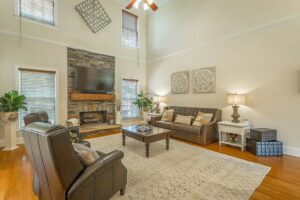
top-left (250, 128), bottom-right (277, 142)
top-left (246, 139), bottom-right (283, 156)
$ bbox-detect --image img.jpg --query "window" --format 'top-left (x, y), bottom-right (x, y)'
top-left (19, 68), bottom-right (57, 128)
top-left (122, 10), bottom-right (138, 48)
top-left (18, 0), bottom-right (55, 25)
top-left (121, 79), bottom-right (139, 119)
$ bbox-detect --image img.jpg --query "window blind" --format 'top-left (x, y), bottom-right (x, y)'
top-left (19, 0), bottom-right (55, 25)
top-left (122, 10), bottom-right (138, 48)
top-left (19, 69), bottom-right (56, 128)
top-left (121, 79), bottom-right (139, 119)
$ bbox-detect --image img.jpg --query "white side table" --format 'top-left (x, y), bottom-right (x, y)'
top-left (218, 121), bottom-right (251, 151)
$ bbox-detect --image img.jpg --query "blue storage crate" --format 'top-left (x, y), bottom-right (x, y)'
top-left (246, 139), bottom-right (283, 156)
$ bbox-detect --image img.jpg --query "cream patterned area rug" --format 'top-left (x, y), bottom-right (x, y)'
top-left (87, 134), bottom-right (270, 200)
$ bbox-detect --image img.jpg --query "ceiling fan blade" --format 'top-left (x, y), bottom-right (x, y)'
top-left (126, 0), bottom-right (137, 9)
top-left (147, 2), bottom-right (158, 11)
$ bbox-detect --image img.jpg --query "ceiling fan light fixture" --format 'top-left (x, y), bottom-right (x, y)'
top-left (148, 0), bottom-right (154, 4)
top-left (143, 3), bottom-right (149, 10)
top-left (126, 0), bottom-right (158, 11)
top-left (133, 0), bottom-right (141, 8)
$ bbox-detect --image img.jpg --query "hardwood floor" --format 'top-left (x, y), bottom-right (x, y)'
top-left (0, 133), bottom-right (300, 200)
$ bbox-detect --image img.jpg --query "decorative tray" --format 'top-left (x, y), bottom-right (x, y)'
top-left (137, 125), bottom-right (153, 132)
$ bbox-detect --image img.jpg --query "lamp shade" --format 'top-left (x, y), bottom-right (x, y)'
top-left (227, 94), bottom-right (246, 105)
top-left (152, 96), bottom-right (161, 103)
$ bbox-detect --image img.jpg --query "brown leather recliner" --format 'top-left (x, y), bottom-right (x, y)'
top-left (22, 120), bottom-right (127, 200)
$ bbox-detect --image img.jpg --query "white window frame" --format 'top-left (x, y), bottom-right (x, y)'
top-left (121, 78), bottom-right (140, 119)
top-left (14, 0), bottom-right (59, 28)
top-left (15, 65), bottom-right (60, 130)
top-left (121, 9), bottom-right (139, 49)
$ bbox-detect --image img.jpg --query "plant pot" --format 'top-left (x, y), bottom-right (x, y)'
top-left (0, 112), bottom-right (19, 123)
top-left (0, 112), bottom-right (19, 151)
top-left (116, 111), bottom-right (122, 124)
top-left (143, 111), bottom-right (148, 123)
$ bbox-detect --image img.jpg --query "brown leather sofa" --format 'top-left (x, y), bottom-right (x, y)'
top-left (152, 106), bottom-right (222, 145)
top-left (22, 118), bottom-right (127, 200)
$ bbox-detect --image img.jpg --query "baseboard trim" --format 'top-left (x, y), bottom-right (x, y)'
top-left (0, 137), bottom-right (24, 148)
top-left (284, 146), bottom-right (300, 157)
top-left (1, 136), bottom-right (299, 157)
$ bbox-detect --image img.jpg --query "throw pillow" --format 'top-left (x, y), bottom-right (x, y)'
top-left (174, 115), bottom-right (193, 125)
top-left (161, 109), bottom-right (175, 122)
top-left (73, 143), bottom-right (100, 166)
top-left (192, 112), bottom-right (214, 126)
top-left (77, 151), bottom-right (96, 166)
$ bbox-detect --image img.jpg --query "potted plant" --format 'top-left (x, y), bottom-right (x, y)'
top-left (0, 90), bottom-right (27, 151)
top-left (132, 91), bottom-right (153, 121)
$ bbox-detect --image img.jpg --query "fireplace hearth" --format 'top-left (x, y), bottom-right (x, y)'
top-left (80, 111), bottom-right (107, 125)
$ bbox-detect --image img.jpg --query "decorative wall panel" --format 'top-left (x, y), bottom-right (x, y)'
top-left (192, 67), bottom-right (216, 93)
top-left (75, 0), bottom-right (112, 33)
top-left (171, 71), bottom-right (189, 94)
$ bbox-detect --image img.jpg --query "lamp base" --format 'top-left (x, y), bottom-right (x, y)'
top-left (231, 105), bottom-right (240, 123)
top-left (154, 102), bottom-right (160, 114)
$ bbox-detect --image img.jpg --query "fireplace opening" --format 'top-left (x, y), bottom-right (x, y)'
top-left (80, 111), bottom-right (107, 126)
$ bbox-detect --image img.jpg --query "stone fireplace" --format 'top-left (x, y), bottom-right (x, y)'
top-left (80, 111), bottom-right (107, 125)
top-left (67, 48), bottom-right (116, 126)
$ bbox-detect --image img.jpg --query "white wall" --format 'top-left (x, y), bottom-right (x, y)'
top-left (0, 0), bottom-right (147, 140)
top-left (147, 0), bottom-right (300, 153)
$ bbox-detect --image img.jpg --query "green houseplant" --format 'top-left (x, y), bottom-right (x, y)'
top-left (0, 90), bottom-right (27, 112)
top-left (0, 90), bottom-right (27, 151)
top-left (132, 91), bottom-right (153, 112)
top-left (133, 91), bottom-right (153, 121)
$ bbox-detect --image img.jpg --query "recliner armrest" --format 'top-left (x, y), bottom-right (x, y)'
top-left (67, 150), bottom-right (124, 199)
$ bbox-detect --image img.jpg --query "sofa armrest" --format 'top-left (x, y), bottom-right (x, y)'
top-left (67, 150), bottom-right (125, 199)
top-left (201, 117), bottom-right (220, 145)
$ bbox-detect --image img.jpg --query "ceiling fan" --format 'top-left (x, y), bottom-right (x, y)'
top-left (126, 0), bottom-right (158, 11)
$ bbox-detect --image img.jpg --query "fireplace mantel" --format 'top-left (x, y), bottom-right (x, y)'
top-left (71, 93), bottom-right (116, 101)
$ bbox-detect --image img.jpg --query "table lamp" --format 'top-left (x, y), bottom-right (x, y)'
top-left (227, 93), bottom-right (246, 123)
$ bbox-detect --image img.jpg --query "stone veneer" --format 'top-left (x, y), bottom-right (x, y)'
top-left (67, 48), bottom-right (115, 122)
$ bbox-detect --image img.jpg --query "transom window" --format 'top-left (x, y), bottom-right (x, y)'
top-left (122, 10), bottom-right (138, 48)
top-left (18, 0), bottom-right (55, 25)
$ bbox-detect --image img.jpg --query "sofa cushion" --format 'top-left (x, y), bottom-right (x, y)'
top-left (161, 109), bottom-right (175, 122)
top-left (173, 123), bottom-right (201, 135)
top-left (155, 120), bottom-right (173, 130)
top-left (174, 115), bottom-right (193, 125)
top-left (192, 112), bottom-right (214, 126)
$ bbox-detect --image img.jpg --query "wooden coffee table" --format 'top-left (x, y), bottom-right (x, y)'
top-left (122, 125), bottom-right (172, 157)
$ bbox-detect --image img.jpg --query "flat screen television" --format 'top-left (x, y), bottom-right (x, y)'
top-left (74, 66), bottom-right (114, 93)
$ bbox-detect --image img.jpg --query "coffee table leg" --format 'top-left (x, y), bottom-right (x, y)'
top-left (145, 143), bottom-right (150, 157)
top-left (166, 137), bottom-right (169, 150)
top-left (122, 133), bottom-right (126, 146)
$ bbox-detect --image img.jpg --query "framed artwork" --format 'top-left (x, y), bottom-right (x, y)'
top-left (192, 67), bottom-right (216, 93)
top-left (171, 71), bottom-right (189, 94)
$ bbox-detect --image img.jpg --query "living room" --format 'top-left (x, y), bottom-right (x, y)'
top-left (0, 0), bottom-right (300, 199)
